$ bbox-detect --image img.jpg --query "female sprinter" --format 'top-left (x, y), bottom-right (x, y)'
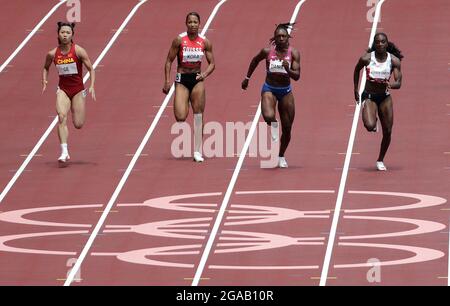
top-left (42, 22), bottom-right (96, 165)
top-left (354, 32), bottom-right (403, 171)
top-left (163, 12), bottom-right (215, 162)
top-left (242, 23), bottom-right (300, 168)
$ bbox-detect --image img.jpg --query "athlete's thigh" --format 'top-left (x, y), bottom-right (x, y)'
top-left (56, 89), bottom-right (71, 118)
top-left (190, 81), bottom-right (205, 113)
top-left (71, 89), bottom-right (86, 125)
top-left (174, 83), bottom-right (190, 119)
top-left (378, 95), bottom-right (393, 129)
top-left (261, 92), bottom-right (277, 118)
top-left (278, 92), bottom-right (295, 126)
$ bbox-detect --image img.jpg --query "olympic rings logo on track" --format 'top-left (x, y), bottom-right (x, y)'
top-left (0, 190), bottom-right (446, 270)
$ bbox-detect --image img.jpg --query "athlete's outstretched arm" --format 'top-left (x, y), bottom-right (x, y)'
top-left (388, 56), bottom-right (402, 90)
top-left (353, 53), bottom-right (370, 103)
top-left (196, 38), bottom-right (215, 81)
top-left (77, 45), bottom-right (96, 101)
top-left (241, 48), bottom-right (269, 90)
top-left (42, 49), bottom-right (55, 93)
top-left (163, 36), bottom-right (181, 94)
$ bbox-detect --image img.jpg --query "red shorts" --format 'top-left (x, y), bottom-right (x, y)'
top-left (59, 85), bottom-right (85, 100)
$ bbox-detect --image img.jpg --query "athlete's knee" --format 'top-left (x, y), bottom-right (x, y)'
top-left (73, 121), bottom-right (84, 129)
top-left (175, 115), bottom-right (187, 122)
top-left (364, 122), bottom-right (376, 132)
top-left (58, 113), bottom-right (68, 124)
top-left (262, 113), bottom-right (276, 125)
top-left (281, 125), bottom-right (292, 137)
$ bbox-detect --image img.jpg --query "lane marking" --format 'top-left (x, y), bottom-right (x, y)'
top-left (0, 1), bottom-right (145, 205)
top-left (191, 0), bottom-right (307, 287)
top-left (64, 0), bottom-right (227, 287)
top-left (0, 1), bottom-right (67, 73)
top-left (319, 0), bottom-right (386, 287)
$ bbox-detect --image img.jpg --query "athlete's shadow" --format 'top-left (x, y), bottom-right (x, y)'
top-left (46, 160), bottom-right (99, 168)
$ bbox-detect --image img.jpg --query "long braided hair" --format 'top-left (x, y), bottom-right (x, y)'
top-left (368, 32), bottom-right (404, 60)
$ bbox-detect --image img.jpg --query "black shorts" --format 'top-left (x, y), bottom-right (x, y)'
top-left (361, 91), bottom-right (390, 105)
top-left (175, 73), bottom-right (201, 92)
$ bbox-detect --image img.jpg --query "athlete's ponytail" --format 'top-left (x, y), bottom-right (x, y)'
top-left (269, 22), bottom-right (295, 45)
top-left (57, 21), bottom-right (75, 44)
top-left (368, 32), bottom-right (404, 60)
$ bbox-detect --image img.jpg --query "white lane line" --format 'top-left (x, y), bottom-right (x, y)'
top-left (0, 1), bottom-right (147, 205)
top-left (191, 0), bottom-right (307, 287)
top-left (319, 0), bottom-right (386, 286)
top-left (0, 1), bottom-right (67, 73)
top-left (64, 0), bottom-right (227, 286)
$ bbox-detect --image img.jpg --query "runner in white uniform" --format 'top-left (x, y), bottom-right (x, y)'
top-left (353, 32), bottom-right (403, 171)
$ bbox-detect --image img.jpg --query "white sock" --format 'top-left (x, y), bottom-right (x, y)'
top-left (61, 143), bottom-right (68, 155)
top-left (270, 121), bottom-right (279, 141)
top-left (194, 113), bottom-right (203, 154)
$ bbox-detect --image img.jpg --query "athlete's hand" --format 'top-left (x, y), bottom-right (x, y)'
top-left (89, 87), bottom-right (96, 101)
top-left (282, 60), bottom-right (290, 71)
top-left (241, 78), bottom-right (249, 90)
top-left (42, 80), bottom-right (48, 94)
top-left (196, 72), bottom-right (205, 81)
top-left (162, 82), bottom-right (171, 94)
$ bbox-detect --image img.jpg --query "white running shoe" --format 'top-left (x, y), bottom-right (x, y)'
top-left (58, 152), bottom-right (70, 163)
top-left (278, 157), bottom-right (288, 168)
top-left (193, 151), bottom-right (204, 163)
top-left (376, 161), bottom-right (387, 171)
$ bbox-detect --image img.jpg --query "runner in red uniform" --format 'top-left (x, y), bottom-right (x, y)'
top-left (163, 12), bottom-right (215, 163)
top-left (42, 22), bottom-right (96, 165)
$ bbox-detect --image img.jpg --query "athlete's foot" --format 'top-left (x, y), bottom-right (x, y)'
top-left (278, 157), bottom-right (288, 168)
top-left (376, 161), bottom-right (387, 171)
top-left (58, 152), bottom-right (70, 164)
top-left (193, 151), bottom-right (204, 163)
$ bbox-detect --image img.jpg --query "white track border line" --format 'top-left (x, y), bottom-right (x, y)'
top-left (64, 0), bottom-right (227, 286)
top-left (0, 0), bottom-right (68, 73)
top-left (319, 0), bottom-right (386, 286)
top-left (0, 0), bottom-right (148, 204)
top-left (191, 0), bottom-right (307, 287)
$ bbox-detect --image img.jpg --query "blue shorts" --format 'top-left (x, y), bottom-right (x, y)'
top-left (261, 82), bottom-right (292, 101)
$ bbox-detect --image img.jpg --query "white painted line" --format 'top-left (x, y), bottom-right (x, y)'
top-left (64, 0), bottom-right (227, 287)
top-left (191, 0), bottom-right (307, 287)
top-left (0, 1), bottom-right (147, 206)
top-left (0, 1), bottom-right (68, 73)
top-left (319, 0), bottom-right (386, 287)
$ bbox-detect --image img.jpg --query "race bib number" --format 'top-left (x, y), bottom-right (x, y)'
top-left (182, 47), bottom-right (204, 63)
top-left (269, 59), bottom-right (289, 74)
top-left (56, 62), bottom-right (78, 76)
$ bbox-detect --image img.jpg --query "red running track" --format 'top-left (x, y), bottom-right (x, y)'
top-left (0, 0), bottom-right (449, 286)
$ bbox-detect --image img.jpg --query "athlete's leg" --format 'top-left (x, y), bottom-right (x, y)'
top-left (190, 81), bottom-right (205, 160)
top-left (174, 83), bottom-right (190, 122)
top-left (362, 99), bottom-right (378, 132)
top-left (261, 91), bottom-right (279, 142)
top-left (261, 92), bottom-right (277, 124)
top-left (377, 95), bottom-right (393, 162)
top-left (278, 92), bottom-right (295, 158)
top-left (56, 89), bottom-right (71, 145)
top-left (71, 89), bottom-right (86, 129)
